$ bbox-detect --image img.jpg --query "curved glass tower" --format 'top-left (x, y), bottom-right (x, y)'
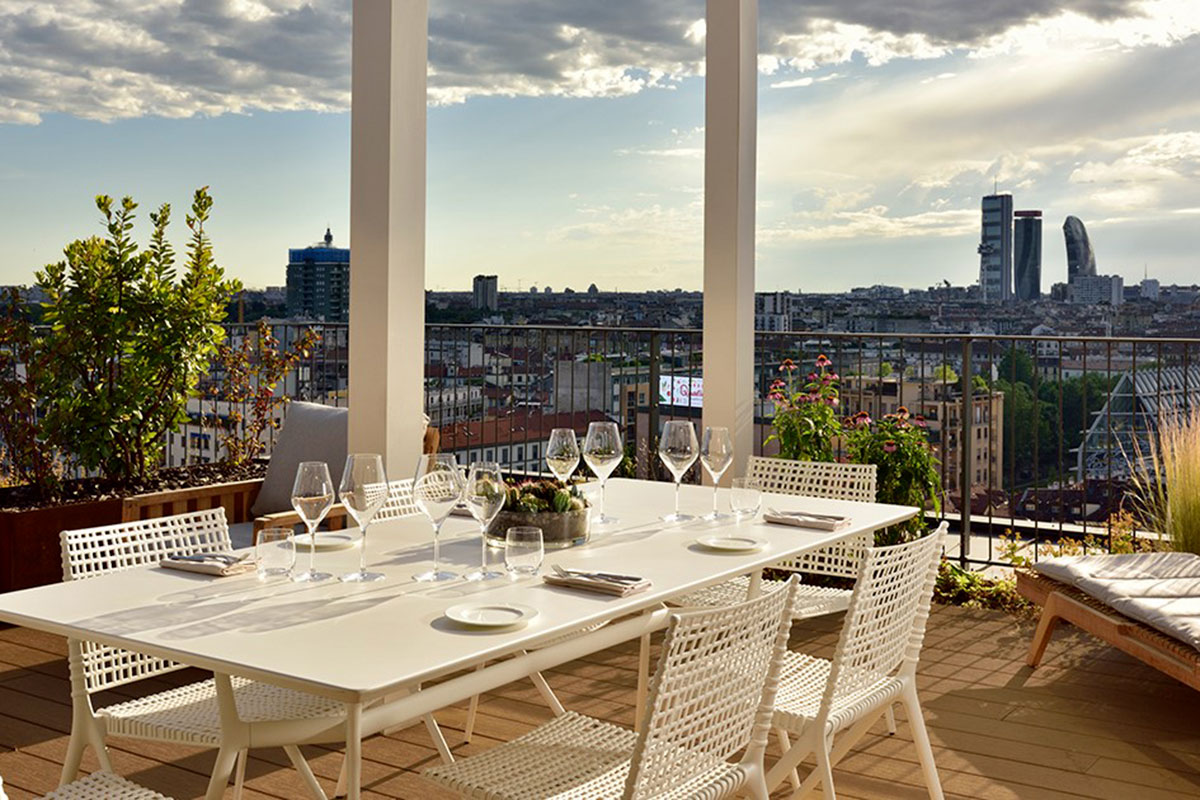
top-left (1063, 216), bottom-right (1096, 281)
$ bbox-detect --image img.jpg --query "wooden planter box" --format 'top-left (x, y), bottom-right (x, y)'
top-left (0, 478), bottom-right (263, 594)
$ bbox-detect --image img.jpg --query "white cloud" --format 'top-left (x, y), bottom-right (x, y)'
top-left (1, 0), bottom-right (1193, 123)
top-left (761, 206), bottom-right (977, 243)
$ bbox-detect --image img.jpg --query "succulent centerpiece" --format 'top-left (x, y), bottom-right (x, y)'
top-left (487, 478), bottom-right (592, 549)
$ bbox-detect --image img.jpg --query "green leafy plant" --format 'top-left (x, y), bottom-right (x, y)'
top-left (766, 354), bottom-right (842, 462)
top-left (934, 560), bottom-right (1031, 615)
top-left (844, 406), bottom-right (941, 544)
top-left (209, 320), bottom-right (320, 467)
top-left (34, 189), bottom-right (240, 485)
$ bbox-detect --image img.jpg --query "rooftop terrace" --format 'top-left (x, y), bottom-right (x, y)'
top-left (4, 603), bottom-right (1198, 799)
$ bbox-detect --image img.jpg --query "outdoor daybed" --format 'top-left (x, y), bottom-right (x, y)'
top-left (1017, 552), bottom-right (1200, 691)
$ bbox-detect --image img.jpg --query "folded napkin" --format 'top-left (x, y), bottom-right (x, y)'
top-left (543, 572), bottom-right (652, 597)
top-left (763, 509), bottom-right (851, 531)
top-left (160, 552), bottom-right (255, 577)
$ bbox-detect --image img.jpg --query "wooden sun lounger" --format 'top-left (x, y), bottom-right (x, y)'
top-left (1017, 570), bottom-right (1200, 691)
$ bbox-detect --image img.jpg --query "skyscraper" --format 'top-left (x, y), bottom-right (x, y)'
top-left (286, 228), bottom-right (350, 322)
top-left (1013, 210), bottom-right (1042, 301)
top-left (1063, 216), bottom-right (1097, 281)
top-left (473, 274), bottom-right (499, 312)
top-left (977, 193), bottom-right (1013, 302)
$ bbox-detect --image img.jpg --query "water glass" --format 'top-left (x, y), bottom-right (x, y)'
top-left (505, 526), bottom-right (544, 577)
top-left (730, 477), bottom-right (762, 518)
top-left (256, 527), bottom-right (296, 580)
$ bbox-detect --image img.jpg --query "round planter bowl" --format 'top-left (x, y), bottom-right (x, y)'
top-left (487, 508), bottom-right (591, 550)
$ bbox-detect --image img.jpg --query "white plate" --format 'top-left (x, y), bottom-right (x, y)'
top-left (445, 602), bottom-right (539, 628)
top-left (696, 534), bottom-right (767, 553)
top-left (294, 532), bottom-right (358, 551)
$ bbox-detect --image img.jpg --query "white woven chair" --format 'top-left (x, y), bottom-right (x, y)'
top-left (670, 456), bottom-right (877, 619)
top-left (59, 509), bottom-right (348, 800)
top-left (424, 576), bottom-right (800, 800)
top-left (766, 523), bottom-right (947, 799)
top-left (37, 771), bottom-right (171, 799)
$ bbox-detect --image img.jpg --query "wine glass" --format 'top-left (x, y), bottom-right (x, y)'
top-left (413, 453), bottom-right (465, 582)
top-left (545, 428), bottom-right (580, 485)
top-left (700, 426), bottom-right (734, 521)
top-left (339, 453), bottom-right (388, 583)
top-left (583, 421), bottom-right (622, 525)
top-left (658, 420), bottom-right (699, 522)
top-left (464, 462), bottom-right (506, 581)
top-left (291, 461), bottom-right (334, 582)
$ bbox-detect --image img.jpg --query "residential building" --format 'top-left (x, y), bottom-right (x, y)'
top-left (285, 228), bottom-right (350, 322)
top-left (1069, 274), bottom-right (1124, 306)
top-left (977, 194), bottom-right (1013, 303)
top-left (1013, 210), bottom-right (1042, 301)
top-left (841, 376), bottom-right (1004, 498)
top-left (473, 274), bottom-right (499, 311)
top-left (1063, 215), bottom-right (1097, 282)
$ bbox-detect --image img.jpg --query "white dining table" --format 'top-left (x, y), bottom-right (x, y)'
top-left (0, 477), bottom-right (916, 799)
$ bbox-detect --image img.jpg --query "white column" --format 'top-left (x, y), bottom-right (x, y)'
top-left (349, 0), bottom-right (428, 475)
top-left (702, 0), bottom-right (757, 480)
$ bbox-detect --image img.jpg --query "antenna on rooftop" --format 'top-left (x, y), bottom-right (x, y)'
top-left (993, 177), bottom-right (998, 195)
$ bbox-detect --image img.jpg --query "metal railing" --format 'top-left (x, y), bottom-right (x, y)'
top-left (165, 322), bottom-right (1199, 569)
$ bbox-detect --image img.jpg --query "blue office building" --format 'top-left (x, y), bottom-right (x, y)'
top-left (286, 228), bottom-right (350, 322)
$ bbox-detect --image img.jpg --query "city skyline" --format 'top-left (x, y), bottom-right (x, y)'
top-left (0, 1), bottom-right (1198, 292)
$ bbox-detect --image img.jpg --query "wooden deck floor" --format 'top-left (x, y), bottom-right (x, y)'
top-left (3, 603), bottom-right (1200, 799)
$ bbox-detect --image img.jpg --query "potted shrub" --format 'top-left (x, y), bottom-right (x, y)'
top-left (844, 407), bottom-right (942, 544)
top-left (0, 189), bottom-right (274, 591)
top-left (487, 478), bottom-right (592, 550)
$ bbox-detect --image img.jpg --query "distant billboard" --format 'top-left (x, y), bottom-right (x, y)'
top-left (659, 376), bottom-right (703, 408)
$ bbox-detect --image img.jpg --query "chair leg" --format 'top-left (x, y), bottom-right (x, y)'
top-left (1027, 595), bottom-right (1063, 668)
top-left (283, 744), bottom-right (329, 800)
top-left (424, 713), bottom-right (455, 764)
top-left (885, 704), bottom-right (897, 735)
top-left (232, 748), bottom-right (248, 799)
top-left (902, 686), bottom-right (944, 800)
top-left (775, 727), bottom-right (801, 790)
top-left (60, 727), bottom-right (88, 785)
top-left (205, 746), bottom-right (243, 800)
top-left (814, 742), bottom-right (837, 800)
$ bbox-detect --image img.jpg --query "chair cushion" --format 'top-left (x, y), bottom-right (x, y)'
top-left (251, 401), bottom-right (348, 517)
top-left (1035, 553), bottom-right (1200, 652)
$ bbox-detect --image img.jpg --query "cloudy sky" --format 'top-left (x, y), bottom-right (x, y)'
top-left (0, 0), bottom-right (1198, 292)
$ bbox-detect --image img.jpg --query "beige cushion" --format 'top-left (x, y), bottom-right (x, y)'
top-left (250, 402), bottom-right (348, 517)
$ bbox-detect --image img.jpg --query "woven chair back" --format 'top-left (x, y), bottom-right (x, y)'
top-left (624, 578), bottom-right (797, 799)
top-left (820, 524), bottom-right (946, 721)
top-left (60, 509), bottom-right (231, 694)
top-left (747, 456), bottom-right (878, 577)
top-left (373, 478), bottom-right (420, 522)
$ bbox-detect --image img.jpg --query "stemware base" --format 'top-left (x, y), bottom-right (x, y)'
top-left (464, 568), bottom-right (505, 582)
top-left (702, 511), bottom-right (732, 522)
top-left (340, 570), bottom-right (385, 583)
top-left (292, 569), bottom-right (333, 583)
top-left (414, 569), bottom-right (458, 582)
top-left (660, 512), bottom-right (695, 523)
top-left (592, 512), bottom-right (619, 526)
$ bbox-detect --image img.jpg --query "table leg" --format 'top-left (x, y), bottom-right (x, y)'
top-left (345, 701), bottom-right (363, 800)
top-left (747, 569), bottom-right (764, 598)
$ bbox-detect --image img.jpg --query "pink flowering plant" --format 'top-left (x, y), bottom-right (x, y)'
top-left (766, 354), bottom-right (842, 463)
top-left (844, 407), bottom-right (942, 543)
